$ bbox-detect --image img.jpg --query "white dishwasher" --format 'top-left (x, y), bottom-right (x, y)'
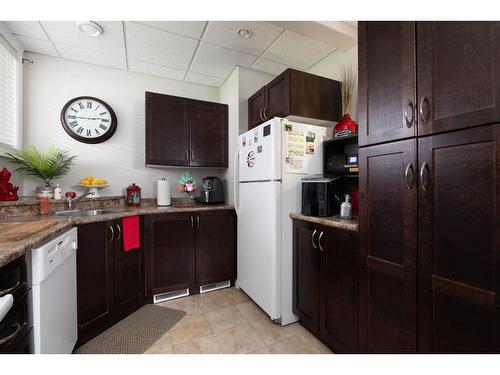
top-left (29, 227), bottom-right (78, 354)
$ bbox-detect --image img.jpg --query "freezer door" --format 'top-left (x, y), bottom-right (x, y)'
top-left (238, 118), bottom-right (281, 182)
top-left (237, 181), bottom-right (281, 320)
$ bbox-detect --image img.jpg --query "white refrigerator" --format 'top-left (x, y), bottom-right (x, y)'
top-left (235, 117), bottom-right (327, 325)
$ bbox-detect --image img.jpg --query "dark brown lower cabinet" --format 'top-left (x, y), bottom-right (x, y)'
top-left (76, 219), bottom-right (144, 346)
top-left (359, 124), bottom-right (500, 353)
top-left (0, 255), bottom-right (31, 354)
top-left (359, 138), bottom-right (418, 353)
top-left (418, 124), bottom-right (500, 353)
top-left (195, 210), bottom-right (237, 287)
top-left (145, 209), bottom-right (237, 298)
top-left (292, 219), bottom-right (358, 352)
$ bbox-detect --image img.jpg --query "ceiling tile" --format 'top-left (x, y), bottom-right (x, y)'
top-left (133, 21), bottom-right (206, 39)
top-left (16, 36), bottom-right (58, 57)
top-left (190, 42), bottom-right (255, 78)
top-left (185, 72), bottom-right (224, 87)
top-left (263, 30), bottom-right (335, 70)
top-left (5, 21), bottom-right (48, 40)
top-left (125, 22), bottom-right (198, 70)
top-left (204, 21), bottom-right (283, 56)
top-left (41, 21), bottom-right (125, 56)
top-left (251, 57), bottom-right (288, 75)
top-left (55, 43), bottom-right (126, 70)
top-left (128, 59), bottom-right (185, 80)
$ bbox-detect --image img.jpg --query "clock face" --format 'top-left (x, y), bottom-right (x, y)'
top-left (61, 96), bottom-right (117, 144)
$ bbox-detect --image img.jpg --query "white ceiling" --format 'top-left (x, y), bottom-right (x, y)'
top-left (4, 21), bottom-right (357, 87)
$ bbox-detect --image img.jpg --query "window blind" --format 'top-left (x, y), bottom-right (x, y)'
top-left (0, 37), bottom-right (18, 149)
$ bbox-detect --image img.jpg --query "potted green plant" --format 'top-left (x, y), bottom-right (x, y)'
top-left (1, 147), bottom-right (76, 198)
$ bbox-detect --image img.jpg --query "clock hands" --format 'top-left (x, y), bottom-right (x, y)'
top-left (73, 116), bottom-right (103, 120)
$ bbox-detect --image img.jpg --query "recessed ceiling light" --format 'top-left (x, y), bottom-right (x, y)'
top-left (237, 28), bottom-right (253, 39)
top-left (76, 21), bottom-right (103, 37)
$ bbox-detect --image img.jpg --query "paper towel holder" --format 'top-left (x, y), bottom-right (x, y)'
top-left (156, 178), bottom-right (172, 207)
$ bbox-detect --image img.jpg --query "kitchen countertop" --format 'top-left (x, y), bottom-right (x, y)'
top-left (0, 204), bottom-right (234, 268)
top-left (289, 212), bottom-right (359, 232)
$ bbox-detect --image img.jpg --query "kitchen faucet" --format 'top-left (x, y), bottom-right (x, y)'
top-left (66, 191), bottom-right (95, 210)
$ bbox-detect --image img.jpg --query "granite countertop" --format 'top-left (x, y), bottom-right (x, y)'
top-left (0, 203), bottom-right (234, 268)
top-left (289, 212), bottom-right (359, 232)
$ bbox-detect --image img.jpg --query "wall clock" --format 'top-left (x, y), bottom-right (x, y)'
top-left (60, 96), bottom-right (117, 144)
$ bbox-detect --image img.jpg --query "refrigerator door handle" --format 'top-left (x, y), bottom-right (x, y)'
top-left (233, 145), bottom-right (240, 217)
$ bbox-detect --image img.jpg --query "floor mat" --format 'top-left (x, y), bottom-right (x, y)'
top-left (74, 304), bottom-right (186, 354)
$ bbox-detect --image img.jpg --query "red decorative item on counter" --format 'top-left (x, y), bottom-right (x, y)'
top-left (333, 113), bottom-right (358, 138)
top-left (0, 168), bottom-right (19, 201)
top-left (126, 183), bottom-right (141, 207)
top-left (350, 186), bottom-right (359, 217)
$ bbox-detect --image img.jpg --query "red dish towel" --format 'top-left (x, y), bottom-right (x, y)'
top-left (122, 216), bottom-right (140, 252)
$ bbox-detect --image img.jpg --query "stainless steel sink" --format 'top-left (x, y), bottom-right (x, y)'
top-left (53, 209), bottom-right (126, 217)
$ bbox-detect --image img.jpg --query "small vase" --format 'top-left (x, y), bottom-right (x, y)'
top-left (333, 113), bottom-right (358, 138)
top-left (35, 182), bottom-right (54, 198)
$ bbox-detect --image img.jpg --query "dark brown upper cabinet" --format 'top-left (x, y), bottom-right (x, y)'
top-left (145, 92), bottom-right (228, 168)
top-left (358, 21), bottom-right (417, 146)
top-left (417, 125), bottom-right (500, 353)
top-left (358, 139), bottom-right (418, 353)
top-left (248, 69), bottom-right (342, 130)
top-left (359, 21), bottom-right (500, 145)
top-left (417, 22), bottom-right (500, 136)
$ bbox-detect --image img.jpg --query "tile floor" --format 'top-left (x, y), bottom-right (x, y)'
top-left (144, 287), bottom-right (333, 354)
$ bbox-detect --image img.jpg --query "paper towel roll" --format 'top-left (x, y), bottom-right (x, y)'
top-left (157, 178), bottom-right (171, 206)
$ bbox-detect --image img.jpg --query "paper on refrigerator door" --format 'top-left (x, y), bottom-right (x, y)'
top-left (284, 126), bottom-right (307, 174)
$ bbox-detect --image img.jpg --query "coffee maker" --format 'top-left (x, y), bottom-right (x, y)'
top-left (197, 176), bottom-right (225, 204)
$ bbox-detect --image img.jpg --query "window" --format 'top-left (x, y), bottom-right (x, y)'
top-left (0, 35), bottom-right (19, 149)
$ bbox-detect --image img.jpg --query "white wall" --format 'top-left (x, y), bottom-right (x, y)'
top-left (307, 46), bottom-right (358, 121)
top-left (22, 52), bottom-right (221, 198)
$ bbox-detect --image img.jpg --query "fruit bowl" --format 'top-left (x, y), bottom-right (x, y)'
top-left (77, 184), bottom-right (110, 198)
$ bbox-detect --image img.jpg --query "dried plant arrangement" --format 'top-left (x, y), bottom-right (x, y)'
top-left (341, 64), bottom-right (357, 115)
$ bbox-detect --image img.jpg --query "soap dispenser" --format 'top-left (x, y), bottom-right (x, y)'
top-left (340, 194), bottom-right (352, 219)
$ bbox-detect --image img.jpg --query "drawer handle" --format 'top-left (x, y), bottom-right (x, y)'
top-left (419, 96), bottom-right (431, 125)
top-left (311, 229), bottom-right (318, 249)
top-left (420, 161), bottom-right (431, 192)
top-left (404, 162), bottom-right (415, 190)
top-left (0, 322), bottom-right (22, 345)
top-left (115, 224), bottom-right (122, 241)
top-left (318, 231), bottom-right (325, 252)
top-left (0, 281), bottom-right (20, 297)
top-left (404, 99), bottom-right (415, 128)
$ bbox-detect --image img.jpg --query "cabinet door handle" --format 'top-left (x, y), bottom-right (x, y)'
top-left (420, 161), bottom-right (431, 192)
top-left (191, 150), bottom-right (195, 162)
top-left (311, 229), bottom-right (318, 249)
top-left (108, 225), bottom-right (114, 242)
top-left (0, 322), bottom-right (22, 345)
top-left (185, 149), bottom-right (189, 161)
top-left (0, 281), bottom-right (20, 297)
top-left (115, 224), bottom-right (122, 241)
top-left (419, 96), bottom-right (431, 125)
top-left (259, 107), bottom-right (264, 121)
top-left (404, 162), bottom-right (415, 190)
top-left (263, 106), bottom-right (268, 120)
top-left (318, 231), bottom-right (325, 252)
top-left (197, 216), bottom-right (200, 230)
top-left (404, 99), bottom-right (415, 128)
top-left (190, 216), bottom-right (194, 229)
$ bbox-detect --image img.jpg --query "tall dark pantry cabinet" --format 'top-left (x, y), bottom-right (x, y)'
top-left (358, 21), bottom-right (500, 353)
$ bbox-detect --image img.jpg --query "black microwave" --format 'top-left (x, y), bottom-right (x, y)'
top-left (301, 175), bottom-right (342, 217)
